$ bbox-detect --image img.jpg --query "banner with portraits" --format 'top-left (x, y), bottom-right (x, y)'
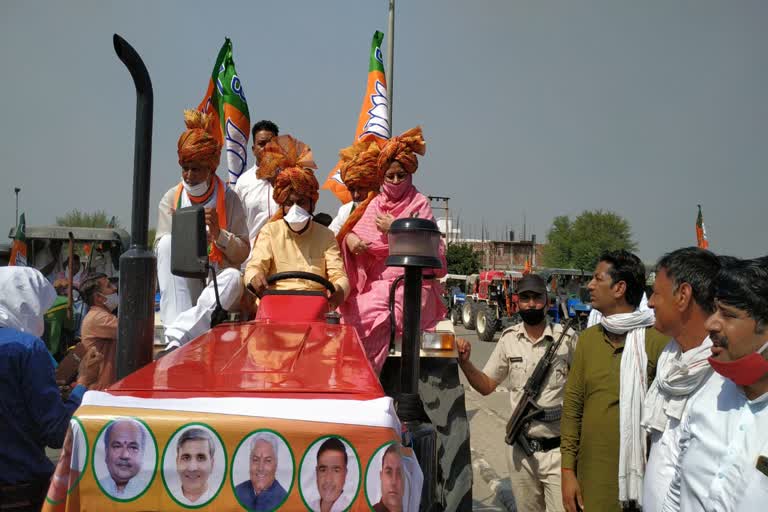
top-left (44, 395), bottom-right (423, 511)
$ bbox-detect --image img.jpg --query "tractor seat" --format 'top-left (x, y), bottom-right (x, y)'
top-left (255, 290), bottom-right (329, 323)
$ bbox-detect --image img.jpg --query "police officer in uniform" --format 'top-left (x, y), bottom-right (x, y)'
top-left (457, 274), bottom-right (578, 512)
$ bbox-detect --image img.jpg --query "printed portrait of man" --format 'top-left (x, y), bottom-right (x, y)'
top-left (309, 437), bottom-right (352, 512)
top-left (175, 427), bottom-right (216, 504)
top-left (234, 432), bottom-right (288, 511)
top-left (373, 444), bottom-right (405, 512)
top-left (98, 418), bottom-right (146, 499)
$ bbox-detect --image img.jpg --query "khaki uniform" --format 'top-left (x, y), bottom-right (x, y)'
top-left (483, 321), bottom-right (579, 512)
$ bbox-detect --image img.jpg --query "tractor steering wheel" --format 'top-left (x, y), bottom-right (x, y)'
top-left (265, 271), bottom-right (336, 295)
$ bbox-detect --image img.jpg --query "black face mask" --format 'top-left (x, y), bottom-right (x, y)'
top-left (519, 307), bottom-right (546, 326)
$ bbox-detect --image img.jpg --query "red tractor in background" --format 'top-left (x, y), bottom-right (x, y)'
top-left (460, 269), bottom-right (524, 341)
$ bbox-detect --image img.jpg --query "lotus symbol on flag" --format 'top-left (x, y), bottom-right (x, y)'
top-left (361, 80), bottom-right (390, 140)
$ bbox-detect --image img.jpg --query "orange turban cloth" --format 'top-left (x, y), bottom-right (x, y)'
top-left (273, 168), bottom-right (320, 210)
top-left (257, 134), bottom-right (317, 180)
top-left (177, 110), bottom-right (221, 171)
top-left (336, 141), bottom-right (383, 244)
top-left (339, 140), bottom-right (382, 190)
top-left (263, 135), bottom-right (319, 219)
top-left (376, 126), bottom-right (426, 175)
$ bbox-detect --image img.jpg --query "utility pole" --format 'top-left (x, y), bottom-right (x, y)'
top-left (14, 187), bottom-right (21, 227)
top-left (386, 0), bottom-right (395, 130)
top-left (428, 195), bottom-right (450, 241)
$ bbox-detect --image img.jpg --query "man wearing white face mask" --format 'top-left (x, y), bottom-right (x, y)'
top-left (80, 273), bottom-right (119, 390)
top-left (156, 111), bottom-right (250, 349)
top-left (0, 267), bottom-right (102, 508)
top-left (244, 135), bottom-right (349, 308)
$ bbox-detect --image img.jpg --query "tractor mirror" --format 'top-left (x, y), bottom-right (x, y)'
top-left (171, 205), bottom-right (208, 279)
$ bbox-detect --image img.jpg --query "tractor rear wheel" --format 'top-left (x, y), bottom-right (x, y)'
top-left (461, 300), bottom-right (476, 330)
top-left (476, 306), bottom-right (500, 342)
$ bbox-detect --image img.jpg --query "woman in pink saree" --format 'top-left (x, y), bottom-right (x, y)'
top-left (338, 127), bottom-right (447, 373)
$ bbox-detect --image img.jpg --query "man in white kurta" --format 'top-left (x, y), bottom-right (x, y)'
top-left (233, 120), bottom-right (279, 247)
top-left (662, 257), bottom-right (768, 512)
top-left (156, 110), bottom-right (250, 349)
top-left (641, 248), bottom-right (720, 511)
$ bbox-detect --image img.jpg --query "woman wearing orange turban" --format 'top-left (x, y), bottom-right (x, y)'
top-left (243, 135), bottom-right (350, 308)
top-left (337, 127), bottom-right (447, 373)
top-left (155, 110), bottom-right (250, 350)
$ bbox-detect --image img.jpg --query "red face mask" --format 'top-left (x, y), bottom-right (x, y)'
top-left (708, 341), bottom-right (768, 386)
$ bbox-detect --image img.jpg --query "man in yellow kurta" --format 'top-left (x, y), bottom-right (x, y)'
top-left (243, 135), bottom-right (349, 307)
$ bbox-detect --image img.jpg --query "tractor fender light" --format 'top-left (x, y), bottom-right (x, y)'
top-left (421, 331), bottom-right (455, 350)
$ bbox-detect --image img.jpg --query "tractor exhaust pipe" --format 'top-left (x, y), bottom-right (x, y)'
top-left (113, 34), bottom-right (156, 380)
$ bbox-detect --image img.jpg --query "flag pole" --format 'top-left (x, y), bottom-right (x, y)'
top-left (386, 0), bottom-right (395, 130)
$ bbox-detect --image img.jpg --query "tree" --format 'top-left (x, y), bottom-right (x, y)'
top-left (56, 210), bottom-right (122, 229)
top-left (446, 243), bottom-right (482, 275)
top-left (542, 210), bottom-right (637, 270)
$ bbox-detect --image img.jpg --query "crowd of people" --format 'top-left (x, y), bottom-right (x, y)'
top-left (0, 112), bottom-right (446, 508)
top-left (1, 110), bottom-right (766, 512)
top-left (458, 248), bottom-right (768, 512)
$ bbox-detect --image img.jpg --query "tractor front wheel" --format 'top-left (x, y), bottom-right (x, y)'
top-left (450, 305), bottom-right (462, 326)
top-left (461, 301), bottom-right (476, 330)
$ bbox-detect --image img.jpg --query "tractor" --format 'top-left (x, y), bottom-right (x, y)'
top-left (461, 269), bottom-right (524, 341)
top-left (43, 35), bottom-right (471, 512)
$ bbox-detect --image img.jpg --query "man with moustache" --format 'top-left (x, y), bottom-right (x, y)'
top-left (641, 248), bottom-right (720, 511)
top-left (235, 433), bottom-right (288, 511)
top-left (175, 428), bottom-right (216, 504)
top-left (373, 444), bottom-right (405, 512)
top-left (310, 437), bottom-right (351, 512)
top-left (457, 274), bottom-right (578, 512)
top-left (661, 257), bottom-right (768, 512)
top-left (233, 120), bottom-right (280, 246)
top-left (561, 250), bottom-right (668, 512)
top-left (99, 418), bottom-right (146, 498)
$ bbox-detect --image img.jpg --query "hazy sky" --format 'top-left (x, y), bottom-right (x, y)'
top-left (1, 1), bottom-right (766, 261)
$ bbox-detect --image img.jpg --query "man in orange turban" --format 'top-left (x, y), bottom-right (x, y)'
top-left (243, 135), bottom-right (349, 308)
top-left (156, 110), bottom-right (250, 350)
top-left (328, 141), bottom-right (382, 240)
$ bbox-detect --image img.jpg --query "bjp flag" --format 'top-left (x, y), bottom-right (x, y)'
top-left (696, 204), bottom-right (709, 249)
top-left (198, 38), bottom-right (251, 185)
top-left (322, 31), bottom-right (390, 203)
top-left (9, 213), bottom-right (27, 266)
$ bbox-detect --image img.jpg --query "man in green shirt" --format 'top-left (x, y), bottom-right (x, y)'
top-left (561, 250), bottom-right (669, 512)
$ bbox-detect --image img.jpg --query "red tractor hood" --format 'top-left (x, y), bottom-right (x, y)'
top-left (108, 321), bottom-right (384, 400)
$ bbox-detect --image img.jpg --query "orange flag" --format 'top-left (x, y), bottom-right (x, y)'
top-left (197, 39), bottom-right (250, 185)
top-left (322, 31), bottom-right (390, 203)
top-left (9, 213), bottom-right (27, 266)
top-left (696, 204), bottom-right (709, 249)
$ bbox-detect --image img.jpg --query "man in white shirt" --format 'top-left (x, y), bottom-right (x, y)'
top-left (309, 437), bottom-right (353, 512)
top-left (175, 427), bottom-right (216, 505)
top-left (641, 248), bottom-right (720, 511)
top-left (233, 120), bottom-right (279, 246)
top-left (98, 419), bottom-right (148, 499)
top-left (662, 256), bottom-right (768, 512)
top-left (156, 111), bottom-right (249, 350)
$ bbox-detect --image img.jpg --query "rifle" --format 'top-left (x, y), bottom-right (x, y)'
top-left (505, 316), bottom-right (576, 455)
